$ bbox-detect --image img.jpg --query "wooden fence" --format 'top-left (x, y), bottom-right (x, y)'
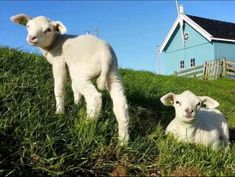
top-left (174, 59), bottom-right (235, 79)
top-left (225, 60), bottom-right (235, 78)
top-left (174, 64), bottom-right (204, 78)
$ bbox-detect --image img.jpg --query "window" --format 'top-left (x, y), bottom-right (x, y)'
top-left (180, 60), bottom-right (184, 69)
top-left (191, 58), bottom-right (196, 67)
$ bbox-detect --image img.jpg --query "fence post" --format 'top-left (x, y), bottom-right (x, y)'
top-left (219, 59), bottom-right (222, 78)
top-left (222, 58), bottom-right (227, 77)
top-left (208, 60), bottom-right (211, 80)
top-left (203, 61), bottom-right (207, 80)
top-left (215, 59), bottom-right (220, 79)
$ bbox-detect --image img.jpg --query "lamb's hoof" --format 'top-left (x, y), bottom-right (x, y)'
top-left (74, 98), bottom-right (80, 105)
top-left (87, 114), bottom-right (99, 121)
top-left (74, 94), bottom-right (81, 105)
top-left (55, 111), bottom-right (64, 114)
top-left (118, 135), bottom-right (129, 146)
top-left (55, 107), bottom-right (65, 114)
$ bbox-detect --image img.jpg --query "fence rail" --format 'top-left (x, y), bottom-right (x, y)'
top-left (174, 65), bottom-right (204, 78)
top-left (174, 59), bottom-right (235, 79)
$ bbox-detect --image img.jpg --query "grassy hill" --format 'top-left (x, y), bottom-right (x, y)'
top-left (0, 47), bottom-right (235, 176)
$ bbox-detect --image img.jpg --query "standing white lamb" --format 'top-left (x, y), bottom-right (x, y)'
top-left (10, 14), bottom-right (129, 144)
top-left (160, 90), bottom-right (230, 150)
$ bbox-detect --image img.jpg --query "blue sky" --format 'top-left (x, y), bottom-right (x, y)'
top-left (1, 1), bottom-right (235, 72)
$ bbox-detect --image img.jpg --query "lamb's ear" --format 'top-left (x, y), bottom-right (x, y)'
top-left (199, 96), bottom-right (219, 109)
top-left (52, 21), bottom-right (67, 34)
top-left (10, 14), bottom-right (32, 26)
top-left (160, 93), bottom-right (176, 106)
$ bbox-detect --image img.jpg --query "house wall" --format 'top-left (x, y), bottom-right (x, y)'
top-left (214, 42), bottom-right (235, 61)
top-left (160, 22), bottom-right (214, 75)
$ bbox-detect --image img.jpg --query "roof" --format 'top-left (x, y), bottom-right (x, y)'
top-left (159, 13), bottom-right (235, 53)
top-left (187, 14), bottom-right (235, 40)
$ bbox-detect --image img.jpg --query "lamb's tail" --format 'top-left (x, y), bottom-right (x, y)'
top-left (96, 45), bottom-right (117, 90)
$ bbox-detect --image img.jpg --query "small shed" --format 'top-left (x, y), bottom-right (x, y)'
top-left (159, 6), bottom-right (235, 75)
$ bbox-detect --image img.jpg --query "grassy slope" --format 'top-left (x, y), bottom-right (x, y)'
top-left (0, 48), bottom-right (235, 176)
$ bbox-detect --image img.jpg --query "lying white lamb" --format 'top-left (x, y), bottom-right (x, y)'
top-left (11, 14), bottom-right (129, 144)
top-left (160, 90), bottom-right (230, 150)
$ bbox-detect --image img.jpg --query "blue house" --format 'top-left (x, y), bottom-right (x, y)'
top-left (159, 6), bottom-right (235, 75)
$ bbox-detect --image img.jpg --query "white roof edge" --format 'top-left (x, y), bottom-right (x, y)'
top-left (159, 17), bottom-right (180, 53)
top-left (211, 37), bottom-right (235, 43)
top-left (182, 14), bottom-right (213, 41)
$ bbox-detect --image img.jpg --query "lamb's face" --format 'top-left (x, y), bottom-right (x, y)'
top-left (160, 90), bottom-right (220, 122)
top-left (26, 16), bottom-right (55, 48)
top-left (172, 91), bottom-right (202, 121)
top-left (11, 14), bottom-right (67, 49)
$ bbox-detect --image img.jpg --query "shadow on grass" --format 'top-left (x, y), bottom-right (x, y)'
top-left (0, 132), bottom-right (27, 177)
top-left (229, 128), bottom-right (235, 143)
top-left (96, 88), bottom-right (174, 142)
top-left (125, 90), bottom-right (174, 140)
top-left (0, 131), bottom-right (97, 177)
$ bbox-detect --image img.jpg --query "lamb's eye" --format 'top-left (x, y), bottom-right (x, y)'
top-left (196, 102), bottom-right (201, 107)
top-left (44, 28), bottom-right (51, 33)
top-left (176, 101), bottom-right (180, 104)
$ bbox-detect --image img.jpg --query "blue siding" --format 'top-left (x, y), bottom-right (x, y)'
top-left (161, 22), bottom-right (214, 75)
top-left (214, 42), bottom-right (235, 61)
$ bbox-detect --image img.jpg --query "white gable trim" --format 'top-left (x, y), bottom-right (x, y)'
top-left (159, 17), bottom-right (180, 54)
top-left (159, 14), bottom-right (213, 53)
top-left (182, 14), bottom-right (213, 40)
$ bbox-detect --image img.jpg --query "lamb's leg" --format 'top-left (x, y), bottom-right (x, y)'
top-left (107, 74), bottom-right (129, 145)
top-left (71, 81), bottom-right (82, 104)
top-left (221, 122), bottom-right (230, 150)
top-left (52, 62), bottom-right (67, 114)
top-left (96, 53), bottom-right (112, 90)
top-left (97, 75), bottom-right (107, 91)
top-left (77, 80), bottom-right (102, 119)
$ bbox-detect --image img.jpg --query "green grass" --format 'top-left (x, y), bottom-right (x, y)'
top-left (0, 47), bottom-right (235, 176)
